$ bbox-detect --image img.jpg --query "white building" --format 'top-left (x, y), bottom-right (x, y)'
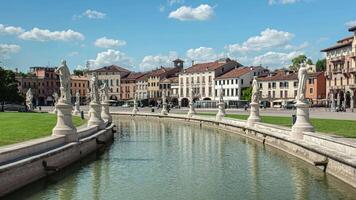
top-left (178, 58), bottom-right (241, 107)
top-left (136, 74), bottom-right (148, 100)
top-left (214, 66), bottom-right (269, 102)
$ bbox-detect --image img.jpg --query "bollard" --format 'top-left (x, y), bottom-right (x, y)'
top-left (292, 114), bottom-right (296, 125)
top-left (80, 111), bottom-right (84, 119)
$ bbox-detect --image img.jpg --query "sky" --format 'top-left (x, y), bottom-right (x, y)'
top-left (0, 0), bottom-right (356, 72)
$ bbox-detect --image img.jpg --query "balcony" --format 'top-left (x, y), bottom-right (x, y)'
top-left (330, 55), bottom-right (346, 63)
top-left (349, 67), bottom-right (356, 74)
top-left (332, 68), bottom-right (342, 74)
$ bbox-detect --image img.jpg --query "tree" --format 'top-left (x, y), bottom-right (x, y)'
top-left (289, 55), bottom-right (313, 71)
top-left (0, 67), bottom-right (23, 109)
top-left (241, 87), bottom-right (252, 102)
top-left (73, 69), bottom-right (84, 76)
top-left (316, 59), bottom-right (326, 72)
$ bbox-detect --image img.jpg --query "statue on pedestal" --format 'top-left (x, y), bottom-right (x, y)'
top-left (52, 60), bottom-right (77, 142)
top-left (88, 72), bottom-right (105, 128)
top-left (247, 77), bottom-right (261, 126)
top-left (73, 91), bottom-right (81, 115)
top-left (216, 85), bottom-right (225, 121)
top-left (291, 62), bottom-right (314, 139)
top-left (161, 90), bottom-right (168, 115)
top-left (26, 88), bottom-right (33, 111)
top-left (52, 91), bottom-right (59, 113)
top-left (100, 82), bottom-right (112, 123)
top-left (187, 84), bottom-right (196, 118)
top-left (132, 93), bottom-right (139, 114)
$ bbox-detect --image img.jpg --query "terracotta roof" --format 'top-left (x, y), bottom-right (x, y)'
top-left (122, 72), bottom-right (145, 80)
top-left (147, 67), bottom-right (171, 77)
top-left (183, 60), bottom-right (241, 74)
top-left (349, 26), bottom-right (356, 32)
top-left (160, 76), bottom-right (178, 83)
top-left (258, 72), bottom-right (298, 82)
top-left (91, 65), bottom-right (130, 73)
top-left (215, 67), bottom-right (252, 80)
top-left (337, 35), bottom-right (354, 43)
top-left (321, 40), bottom-right (353, 52)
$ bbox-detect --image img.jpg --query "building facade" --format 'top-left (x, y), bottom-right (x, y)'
top-left (88, 65), bottom-right (130, 101)
top-left (16, 67), bottom-right (60, 106)
top-left (321, 26), bottom-right (356, 111)
top-left (70, 75), bottom-right (89, 104)
top-left (120, 72), bottom-right (145, 100)
top-left (214, 66), bottom-right (269, 102)
top-left (178, 58), bottom-right (242, 107)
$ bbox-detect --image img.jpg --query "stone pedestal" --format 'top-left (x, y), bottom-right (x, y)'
top-left (88, 102), bottom-right (105, 129)
top-left (247, 102), bottom-right (261, 126)
top-left (132, 103), bottom-right (138, 114)
top-left (187, 102), bottom-right (196, 118)
top-left (161, 102), bottom-right (168, 115)
top-left (215, 102), bottom-right (225, 121)
top-left (52, 102), bottom-right (78, 142)
top-left (101, 101), bottom-right (112, 123)
top-left (73, 102), bottom-right (80, 115)
top-left (291, 101), bottom-right (314, 140)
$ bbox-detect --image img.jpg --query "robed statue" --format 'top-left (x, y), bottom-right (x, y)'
top-left (219, 85), bottom-right (224, 102)
top-left (90, 72), bottom-right (100, 103)
top-left (53, 92), bottom-right (59, 105)
top-left (26, 88), bottom-right (33, 110)
top-left (75, 91), bottom-right (80, 104)
top-left (296, 62), bottom-right (309, 103)
top-left (251, 77), bottom-right (260, 103)
top-left (55, 60), bottom-right (71, 104)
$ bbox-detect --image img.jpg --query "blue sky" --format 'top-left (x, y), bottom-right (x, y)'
top-left (0, 0), bottom-right (355, 72)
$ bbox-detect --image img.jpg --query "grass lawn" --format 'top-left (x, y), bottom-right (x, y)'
top-left (199, 113), bottom-right (356, 138)
top-left (0, 112), bottom-right (86, 146)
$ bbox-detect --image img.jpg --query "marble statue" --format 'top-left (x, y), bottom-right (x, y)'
top-left (100, 82), bottom-right (112, 123)
top-left (161, 90), bottom-right (168, 115)
top-left (73, 91), bottom-right (80, 115)
top-left (100, 82), bottom-right (109, 102)
top-left (247, 76), bottom-right (261, 126)
top-left (132, 93), bottom-right (138, 114)
top-left (52, 60), bottom-right (77, 142)
top-left (251, 77), bottom-right (260, 103)
top-left (55, 60), bottom-right (71, 104)
top-left (291, 61), bottom-right (314, 139)
top-left (90, 72), bottom-right (100, 103)
top-left (296, 62), bottom-right (309, 103)
top-left (52, 91), bottom-right (59, 113)
top-left (88, 71), bottom-right (105, 128)
top-left (26, 88), bottom-right (33, 111)
top-left (187, 83), bottom-right (196, 117)
top-left (216, 85), bottom-right (225, 121)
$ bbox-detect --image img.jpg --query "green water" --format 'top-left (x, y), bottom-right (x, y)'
top-left (5, 117), bottom-right (356, 200)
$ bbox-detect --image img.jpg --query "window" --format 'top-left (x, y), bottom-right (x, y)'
top-left (231, 89), bottom-right (234, 96)
top-left (310, 88), bottom-right (313, 94)
top-left (280, 91), bottom-right (283, 98)
top-left (241, 79), bottom-right (244, 85)
top-left (272, 91), bottom-right (275, 98)
top-left (268, 83), bottom-right (271, 89)
top-left (215, 89), bottom-right (217, 96)
top-left (272, 82), bottom-right (276, 89)
top-left (294, 81), bottom-right (298, 88)
top-left (227, 89), bottom-right (229, 96)
top-left (279, 82), bottom-right (283, 88)
top-left (236, 88), bottom-right (239, 96)
top-left (208, 87), bottom-right (212, 96)
top-left (235, 79), bottom-right (238, 84)
top-left (285, 91), bottom-right (288, 98)
top-left (260, 83), bottom-right (262, 89)
top-left (268, 91), bottom-right (271, 98)
top-left (285, 82), bottom-right (289, 88)
top-left (227, 80), bottom-right (229, 85)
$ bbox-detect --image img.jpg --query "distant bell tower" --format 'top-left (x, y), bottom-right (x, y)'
top-left (173, 58), bottom-right (184, 68)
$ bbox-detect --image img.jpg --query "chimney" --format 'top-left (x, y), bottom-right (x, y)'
top-left (191, 60), bottom-right (195, 66)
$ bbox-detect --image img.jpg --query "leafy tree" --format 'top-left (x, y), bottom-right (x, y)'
top-left (316, 59), bottom-right (326, 72)
top-left (289, 55), bottom-right (313, 71)
top-left (241, 87), bottom-right (252, 102)
top-left (73, 69), bottom-right (84, 76)
top-left (0, 67), bottom-right (23, 110)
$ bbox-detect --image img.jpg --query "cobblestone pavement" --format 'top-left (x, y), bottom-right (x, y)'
top-left (37, 106), bottom-right (356, 120)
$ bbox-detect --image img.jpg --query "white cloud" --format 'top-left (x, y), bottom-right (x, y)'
top-left (227, 28), bottom-right (294, 54)
top-left (268, 0), bottom-right (299, 5)
top-left (18, 28), bottom-right (85, 42)
top-left (168, 4), bottom-right (214, 21)
top-left (89, 49), bottom-right (132, 68)
top-left (68, 51), bottom-right (79, 57)
top-left (284, 42), bottom-right (309, 50)
top-left (168, 0), bottom-right (184, 6)
top-left (345, 20), bottom-right (356, 28)
top-left (73, 9), bottom-right (106, 20)
top-left (139, 51), bottom-right (178, 71)
top-left (94, 37), bottom-right (126, 48)
top-left (0, 44), bottom-right (21, 59)
top-left (252, 51), bottom-right (301, 67)
top-left (0, 24), bottom-right (24, 35)
top-left (186, 47), bottom-right (223, 62)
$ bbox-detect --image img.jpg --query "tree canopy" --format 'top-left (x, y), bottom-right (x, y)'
top-left (289, 55), bottom-right (313, 71)
top-left (241, 87), bottom-right (252, 102)
top-left (73, 69), bottom-right (85, 76)
top-left (316, 59), bottom-right (326, 72)
top-left (0, 67), bottom-right (23, 104)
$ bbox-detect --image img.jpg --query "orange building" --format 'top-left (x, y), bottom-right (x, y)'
top-left (120, 72), bottom-right (145, 100)
top-left (305, 72), bottom-right (327, 105)
top-left (70, 75), bottom-right (89, 104)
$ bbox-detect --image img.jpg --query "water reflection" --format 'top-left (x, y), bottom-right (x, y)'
top-left (5, 116), bottom-right (356, 200)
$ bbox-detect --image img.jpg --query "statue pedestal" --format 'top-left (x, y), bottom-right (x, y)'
top-left (161, 103), bottom-right (168, 115)
top-left (101, 101), bottom-right (112, 123)
top-left (88, 102), bottom-right (105, 129)
top-left (52, 102), bottom-right (78, 142)
top-left (216, 102), bottom-right (225, 121)
top-left (291, 101), bottom-right (314, 140)
top-left (247, 102), bottom-right (261, 126)
top-left (132, 103), bottom-right (138, 114)
top-left (187, 103), bottom-right (196, 118)
top-left (73, 102), bottom-right (80, 115)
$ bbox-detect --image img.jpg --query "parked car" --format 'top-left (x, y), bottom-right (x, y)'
top-left (283, 102), bottom-right (296, 110)
top-left (122, 103), bottom-right (130, 108)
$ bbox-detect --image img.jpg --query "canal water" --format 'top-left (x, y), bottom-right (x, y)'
top-left (5, 117), bottom-right (356, 200)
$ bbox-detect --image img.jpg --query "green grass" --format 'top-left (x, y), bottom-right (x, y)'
top-left (199, 113), bottom-right (356, 138)
top-left (0, 112), bottom-right (86, 146)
